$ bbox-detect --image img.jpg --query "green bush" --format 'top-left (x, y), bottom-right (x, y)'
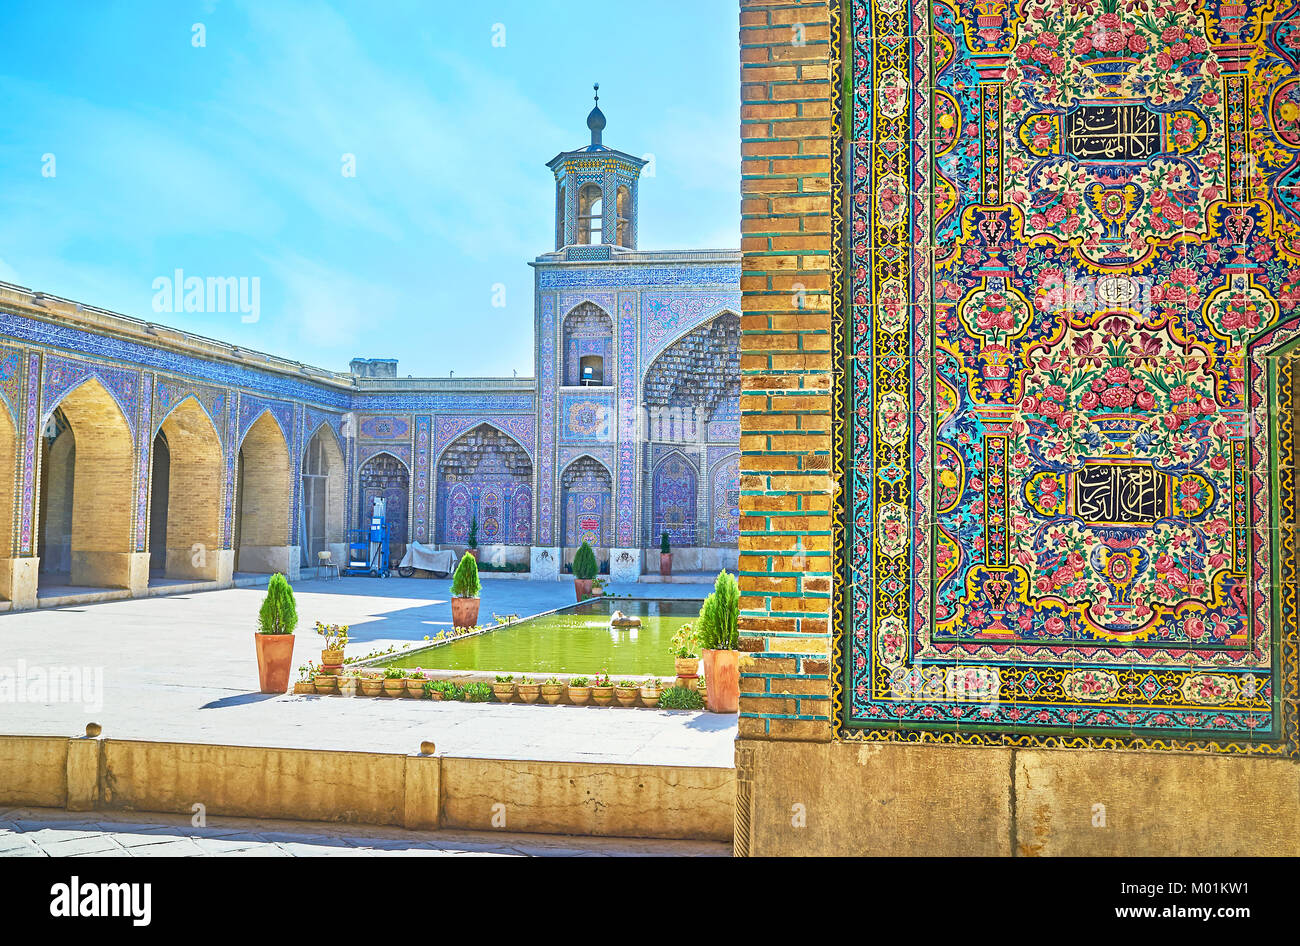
top-left (658, 685), bottom-right (704, 710)
top-left (450, 552), bottom-right (481, 597)
top-left (468, 516), bottom-right (478, 549)
top-left (697, 570), bottom-right (740, 650)
top-left (462, 681), bottom-right (492, 702)
top-left (257, 573), bottom-right (298, 635)
top-left (660, 531), bottom-right (671, 554)
top-left (572, 540), bottom-right (598, 580)
top-left (425, 679), bottom-right (462, 700)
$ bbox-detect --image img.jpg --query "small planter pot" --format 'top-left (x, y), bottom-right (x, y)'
top-left (540, 684), bottom-right (565, 705)
top-left (660, 552), bottom-right (672, 576)
top-left (614, 686), bottom-right (639, 707)
top-left (426, 688), bottom-right (444, 701)
top-left (321, 649), bottom-right (344, 667)
top-left (452, 596), bottom-right (481, 628)
top-left (338, 676), bottom-right (359, 697)
top-left (254, 633), bottom-right (296, 694)
top-left (492, 682), bottom-right (516, 703)
top-left (591, 585), bottom-right (605, 597)
top-left (406, 681), bottom-right (427, 699)
top-left (382, 678), bottom-right (405, 696)
top-left (573, 578), bottom-right (592, 602)
top-left (293, 681), bottom-right (317, 695)
top-left (516, 683), bottom-right (542, 704)
top-left (313, 674), bottom-right (338, 694)
top-left (639, 685), bottom-right (661, 708)
top-left (360, 678), bottom-right (384, 697)
top-left (590, 685), bottom-right (615, 707)
top-left (674, 656), bottom-right (700, 680)
top-left (567, 685), bottom-right (592, 706)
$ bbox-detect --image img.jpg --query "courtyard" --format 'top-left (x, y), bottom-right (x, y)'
top-left (0, 576), bottom-right (735, 766)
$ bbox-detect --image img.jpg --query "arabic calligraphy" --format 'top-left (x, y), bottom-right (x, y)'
top-left (1074, 464), bottom-right (1167, 524)
top-left (1064, 104), bottom-right (1161, 162)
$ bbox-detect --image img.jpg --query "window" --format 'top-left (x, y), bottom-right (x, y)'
top-left (578, 183), bottom-right (603, 245)
top-left (616, 185), bottom-right (631, 247)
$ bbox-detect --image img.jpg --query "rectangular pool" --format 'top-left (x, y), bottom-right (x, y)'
top-left (384, 597), bottom-right (701, 677)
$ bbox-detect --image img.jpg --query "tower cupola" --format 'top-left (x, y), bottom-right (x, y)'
top-left (547, 84), bottom-right (648, 252)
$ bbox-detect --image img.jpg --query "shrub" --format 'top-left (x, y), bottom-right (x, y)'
top-left (257, 573), bottom-right (298, 635)
top-left (468, 516), bottom-right (478, 549)
top-left (450, 552), bottom-right (481, 597)
top-left (668, 622), bottom-right (700, 659)
top-left (462, 681), bottom-right (492, 702)
top-left (697, 571), bottom-right (740, 650)
top-left (426, 679), bottom-right (462, 700)
top-left (658, 685), bottom-right (704, 710)
top-left (569, 676), bottom-right (590, 687)
top-left (660, 531), bottom-right (671, 554)
top-left (572, 540), bottom-right (598, 580)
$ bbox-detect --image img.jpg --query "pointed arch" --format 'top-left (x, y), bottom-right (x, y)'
top-left (650, 448), bottom-right (699, 548)
top-left (151, 396), bottom-right (224, 580)
top-left (562, 301), bottom-right (614, 386)
top-left (641, 311), bottom-right (741, 443)
top-left (560, 454), bottom-right (613, 548)
top-left (708, 451), bottom-right (741, 547)
top-left (358, 450), bottom-right (411, 551)
top-left (301, 422), bottom-right (346, 566)
top-left (234, 409), bottom-right (291, 573)
top-left (37, 377), bottom-right (135, 589)
top-left (435, 422), bottom-right (533, 546)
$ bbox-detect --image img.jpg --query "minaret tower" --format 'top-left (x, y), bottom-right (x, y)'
top-left (547, 83), bottom-right (648, 253)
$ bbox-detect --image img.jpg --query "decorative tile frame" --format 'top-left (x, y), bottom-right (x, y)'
top-left (833, 0), bottom-right (1300, 754)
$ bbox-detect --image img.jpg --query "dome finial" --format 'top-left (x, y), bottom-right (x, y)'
top-left (586, 82), bottom-right (606, 147)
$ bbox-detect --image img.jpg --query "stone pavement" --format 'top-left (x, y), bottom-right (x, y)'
top-left (0, 577), bottom-right (736, 766)
top-left (0, 806), bottom-right (729, 857)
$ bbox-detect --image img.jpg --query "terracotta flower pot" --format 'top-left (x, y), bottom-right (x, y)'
top-left (574, 578), bottom-right (592, 602)
top-left (639, 685), bottom-right (661, 708)
top-left (516, 683), bottom-right (542, 704)
top-left (321, 649), bottom-right (344, 666)
top-left (614, 686), bottom-right (638, 707)
top-left (406, 681), bottom-right (426, 698)
top-left (254, 633), bottom-right (296, 693)
top-left (338, 676), bottom-right (359, 697)
top-left (452, 596), bottom-right (481, 628)
top-left (540, 684), bottom-right (565, 705)
top-left (383, 678), bottom-right (405, 695)
top-left (293, 681), bottom-right (316, 695)
top-left (568, 685), bottom-right (592, 706)
top-left (660, 552), bottom-right (672, 576)
top-left (590, 685), bottom-right (614, 706)
top-left (427, 689), bottom-right (443, 701)
top-left (492, 682), bottom-right (516, 702)
top-left (674, 656), bottom-right (700, 679)
top-left (701, 649), bottom-right (739, 713)
top-left (360, 678), bottom-right (384, 697)
top-left (313, 674), bottom-right (338, 694)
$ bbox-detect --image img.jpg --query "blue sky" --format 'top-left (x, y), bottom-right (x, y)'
top-left (0, 0), bottom-right (740, 377)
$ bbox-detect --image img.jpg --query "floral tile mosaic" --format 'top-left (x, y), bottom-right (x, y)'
top-left (834, 0), bottom-right (1300, 753)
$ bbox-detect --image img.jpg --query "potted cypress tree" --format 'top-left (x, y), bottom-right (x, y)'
top-left (467, 515), bottom-right (479, 561)
top-left (697, 570), bottom-right (741, 713)
top-left (572, 539), bottom-right (598, 602)
top-left (660, 531), bottom-right (672, 576)
top-left (450, 552), bottom-right (481, 628)
top-left (254, 573), bottom-right (298, 693)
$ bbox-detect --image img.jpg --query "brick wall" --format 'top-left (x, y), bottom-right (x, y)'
top-left (237, 412), bottom-right (291, 547)
top-left (158, 399), bottom-right (224, 570)
top-left (737, 0), bottom-right (839, 741)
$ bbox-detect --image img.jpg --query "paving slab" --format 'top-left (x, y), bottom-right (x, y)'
top-left (0, 577), bottom-right (735, 766)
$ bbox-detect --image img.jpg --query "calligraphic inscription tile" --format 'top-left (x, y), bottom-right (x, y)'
top-left (837, 0), bottom-right (1300, 753)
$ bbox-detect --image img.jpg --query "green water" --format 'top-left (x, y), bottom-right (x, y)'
top-left (384, 598), bottom-right (702, 677)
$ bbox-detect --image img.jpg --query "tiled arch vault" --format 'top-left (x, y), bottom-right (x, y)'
top-left (833, 0), bottom-right (1300, 753)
